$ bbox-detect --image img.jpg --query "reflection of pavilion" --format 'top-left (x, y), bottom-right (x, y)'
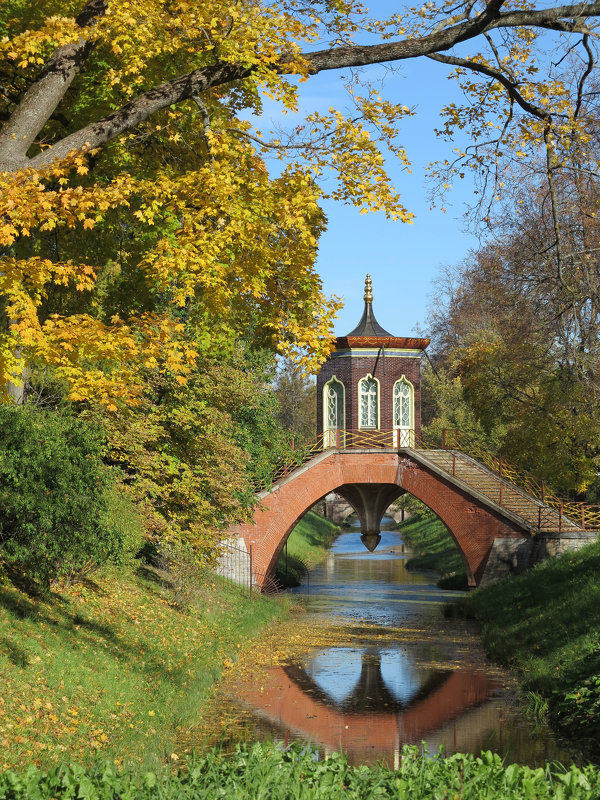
top-left (230, 648), bottom-right (498, 765)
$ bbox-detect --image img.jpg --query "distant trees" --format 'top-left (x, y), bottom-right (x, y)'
top-left (426, 161), bottom-right (600, 496)
top-left (272, 360), bottom-right (316, 445)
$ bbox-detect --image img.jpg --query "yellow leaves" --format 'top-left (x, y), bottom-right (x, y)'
top-left (0, 16), bottom-right (81, 69)
top-left (0, 153), bottom-right (135, 247)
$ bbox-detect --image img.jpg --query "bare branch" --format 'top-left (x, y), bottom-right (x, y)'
top-left (574, 33), bottom-right (595, 119)
top-left (427, 52), bottom-right (550, 121)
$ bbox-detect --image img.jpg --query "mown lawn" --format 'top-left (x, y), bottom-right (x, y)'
top-left (0, 563), bottom-right (287, 771)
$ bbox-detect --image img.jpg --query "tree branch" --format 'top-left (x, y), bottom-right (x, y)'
top-left (427, 52), bottom-right (550, 121)
top-left (0, 0), bottom-right (107, 169)
top-left (3, 0), bottom-right (600, 171)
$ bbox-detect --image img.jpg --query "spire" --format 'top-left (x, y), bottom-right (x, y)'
top-left (345, 274), bottom-right (393, 338)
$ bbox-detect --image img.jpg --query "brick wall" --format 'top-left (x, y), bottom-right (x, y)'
top-left (316, 350), bottom-right (423, 436)
top-left (229, 450), bottom-right (528, 588)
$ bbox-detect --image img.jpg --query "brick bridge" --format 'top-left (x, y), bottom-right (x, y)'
top-left (225, 429), bottom-right (600, 590)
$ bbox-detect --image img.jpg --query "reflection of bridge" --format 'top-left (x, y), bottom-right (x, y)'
top-left (226, 428), bottom-right (600, 589)
top-left (230, 654), bottom-right (496, 764)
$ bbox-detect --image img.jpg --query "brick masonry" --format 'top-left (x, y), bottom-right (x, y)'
top-left (228, 450), bottom-right (530, 588)
top-left (235, 661), bottom-right (493, 761)
top-left (316, 351), bottom-right (423, 436)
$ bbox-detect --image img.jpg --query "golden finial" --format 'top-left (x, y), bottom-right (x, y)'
top-left (364, 274), bottom-right (373, 303)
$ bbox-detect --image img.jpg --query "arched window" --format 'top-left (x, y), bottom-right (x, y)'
top-left (359, 375), bottom-right (379, 429)
top-left (393, 377), bottom-right (413, 446)
top-left (323, 377), bottom-right (344, 447)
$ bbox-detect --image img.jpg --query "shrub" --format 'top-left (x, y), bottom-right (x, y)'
top-left (0, 405), bottom-right (125, 586)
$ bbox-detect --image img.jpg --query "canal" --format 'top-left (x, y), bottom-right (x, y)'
top-left (204, 518), bottom-right (573, 767)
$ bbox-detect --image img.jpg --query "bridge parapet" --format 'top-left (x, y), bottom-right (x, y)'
top-left (262, 428), bottom-right (599, 534)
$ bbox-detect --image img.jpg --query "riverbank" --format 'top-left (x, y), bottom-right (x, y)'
top-left (397, 513), bottom-right (467, 588)
top-left (275, 510), bottom-right (340, 587)
top-left (0, 560), bottom-right (288, 771)
top-left (462, 535), bottom-right (600, 761)
top-left (397, 512), bottom-right (600, 758)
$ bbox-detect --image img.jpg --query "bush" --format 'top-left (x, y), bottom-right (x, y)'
top-left (0, 405), bottom-right (125, 586)
top-left (102, 482), bottom-right (145, 564)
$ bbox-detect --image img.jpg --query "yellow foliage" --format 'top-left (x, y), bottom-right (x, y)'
top-left (2, 0), bottom-right (592, 404)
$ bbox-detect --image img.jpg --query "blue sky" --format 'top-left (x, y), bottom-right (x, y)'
top-left (254, 19), bottom-right (488, 339)
top-left (304, 58), bottom-right (481, 339)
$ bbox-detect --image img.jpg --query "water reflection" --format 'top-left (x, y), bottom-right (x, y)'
top-left (215, 519), bottom-right (573, 766)
top-left (303, 647), bottom-right (430, 709)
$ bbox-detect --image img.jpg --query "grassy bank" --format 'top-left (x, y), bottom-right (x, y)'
top-left (275, 510), bottom-right (340, 587)
top-left (0, 562), bottom-right (288, 771)
top-left (2, 743), bottom-right (600, 799)
top-left (398, 513), bottom-right (467, 588)
top-left (462, 537), bottom-right (600, 759)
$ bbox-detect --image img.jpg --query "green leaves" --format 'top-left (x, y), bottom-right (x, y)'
top-left (0, 405), bottom-right (125, 586)
top-left (2, 744), bottom-right (600, 799)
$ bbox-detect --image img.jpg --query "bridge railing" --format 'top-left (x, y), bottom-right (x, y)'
top-left (441, 429), bottom-right (600, 532)
top-left (256, 427), bottom-right (600, 532)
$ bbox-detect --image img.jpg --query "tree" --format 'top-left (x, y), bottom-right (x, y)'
top-left (0, 404), bottom-right (126, 585)
top-left (427, 172), bottom-right (600, 494)
top-left (2, 1), bottom-right (600, 403)
top-left (95, 344), bottom-right (294, 557)
top-left (272, 359), bottom-right (316, 444)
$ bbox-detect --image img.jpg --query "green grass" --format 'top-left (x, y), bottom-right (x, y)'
top-left (2, 743), bottom-right (600, 799)
top-left (398, 513), bottom-right (467, 588)
top-left (462, 537), bottom-right (600, 757)
top-left (275, 510), bottom-right (340, 588)
top-left (0, 562), bottom-right (288, 771)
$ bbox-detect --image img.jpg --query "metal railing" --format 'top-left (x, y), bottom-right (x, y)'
top-left (215, 539), bottom-right (255, 598)
top-left (257, 427), bottom-right (600, 533)
top-left (215, 539), bottom-right (282, 596)
top-left (441, 429), bottom-right (600, 533)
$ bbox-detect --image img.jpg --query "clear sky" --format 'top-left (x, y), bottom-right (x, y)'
top-left (257, 11), bottom-right (488, 340)
top-left (307, 59), bottom-right (481, 339)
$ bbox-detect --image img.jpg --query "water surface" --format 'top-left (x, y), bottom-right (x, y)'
top-left (211, 519), bottom-right (573, 766)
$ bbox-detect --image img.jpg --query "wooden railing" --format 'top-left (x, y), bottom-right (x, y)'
top-left (257, 427), bottom-right (600, 532)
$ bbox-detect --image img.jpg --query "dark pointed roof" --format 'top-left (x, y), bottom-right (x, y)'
top-left (335, 274), bottom-right (430, 351)
top-left (346, 302), bottom-right (394, 337)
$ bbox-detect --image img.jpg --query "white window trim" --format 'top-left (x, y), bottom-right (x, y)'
top-left (393, 374), bottom-right (414, 446)
top-left (323, 375), bottom-right (345, 431)
top-left (357, 373), bottom-right (380, 430)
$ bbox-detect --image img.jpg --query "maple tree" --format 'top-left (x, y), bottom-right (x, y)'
top-left (1, 0), bottom-right (600, 403)
top-left (95, 347), bottom-right (294, 555)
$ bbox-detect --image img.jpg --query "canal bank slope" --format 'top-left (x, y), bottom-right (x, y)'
top-left (0, 511), bottom-right (339, 770)
top-left (275, 510), bottom-right (340, 587)
top-left (462, 535), bottom-right (600, 761)
top-left (399, 511), bottom-right (600, 760)
top-left (397, 512), bottom-right (468, 588)
top-left (0, 560), bottom-right (289, 771)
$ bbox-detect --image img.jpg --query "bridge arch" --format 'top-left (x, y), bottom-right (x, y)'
top-left (229, 449), bottom-right (530, 588)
